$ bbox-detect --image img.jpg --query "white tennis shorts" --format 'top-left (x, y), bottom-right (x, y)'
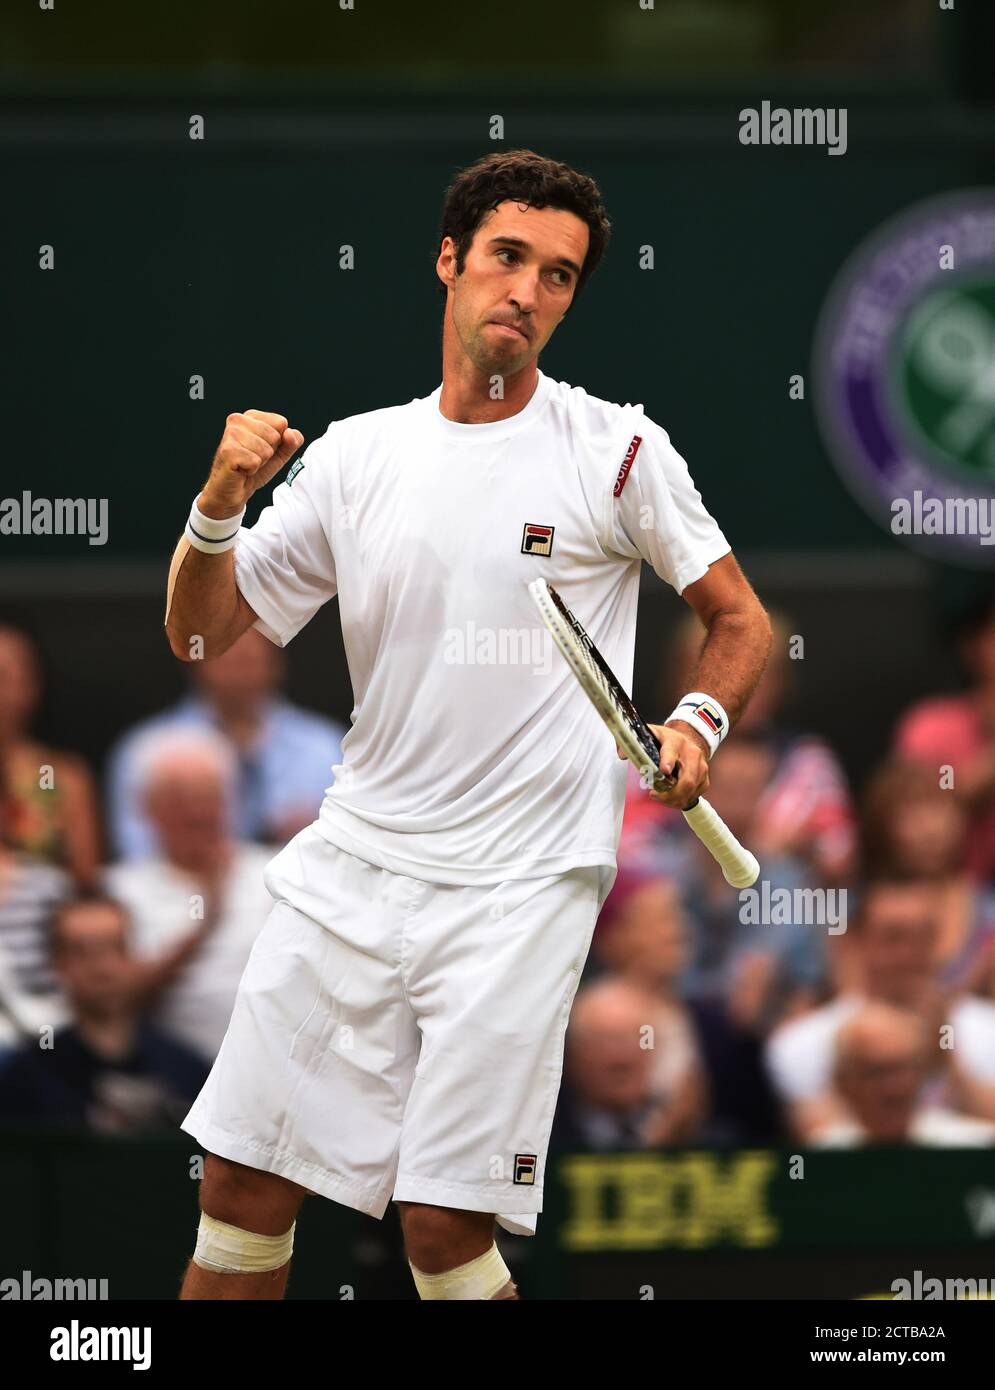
top-left (181, 824), bottom-right (614, 1236)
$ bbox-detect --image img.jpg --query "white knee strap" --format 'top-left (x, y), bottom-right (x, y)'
top-left (193, 1212), bottom-right (296, 1274)
top-left (409, 1242), bottom-right (512, 1300)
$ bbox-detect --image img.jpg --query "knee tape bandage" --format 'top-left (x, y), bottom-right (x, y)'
top-left (193, 1212), bottom-right (296, 1274)
top-left (409, 1242), bottom-right (512, 1300)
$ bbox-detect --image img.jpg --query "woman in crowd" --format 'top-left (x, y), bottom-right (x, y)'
top-left (859, 758), bottom-right (995, 999)
top-left (0, 621), bottom-right (101, 888)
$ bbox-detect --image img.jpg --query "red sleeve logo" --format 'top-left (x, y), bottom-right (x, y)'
top-left (613, 434), bottom-right (643, 497)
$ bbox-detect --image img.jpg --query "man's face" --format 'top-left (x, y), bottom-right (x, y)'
top-left (568, 1016), bottom-right (654, 1114)
top-left (609, 881), bottom-right (687, 986)
top-left (890, 795), bottom-right (966, 878)
top-left (145, 762), bottom-right (228, 861)
top-left (54, 903), bottom-right (133, 1015)
top-left (193, 628), bottom-right (281, 709)
top-left (438, 200), bottom-right (590, 376)
top-left (859, 887), bottom-right (937, 1005)
top-left (702, 742), bottom-right (775, 842)
top-left (838, 1031), bottom-right (925, 1141)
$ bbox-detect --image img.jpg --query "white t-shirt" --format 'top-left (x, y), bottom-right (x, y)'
top-left (817, 1108), bottom-right (995, 1148)
top-left (765, 992), bottom-right (995, 1102)
top-left (105, 845), bottom-right (273, 1063)
top-left (233, 370), bottom-right (730, 885)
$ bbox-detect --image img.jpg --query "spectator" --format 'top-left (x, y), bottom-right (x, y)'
top-left (628, 738), bottom-right (827, 1035)
top-left (765, 882), bottom-right (995, 1141)
top-left (105, 628), bottom-right (345, 860)
top-left (860, 759), bottom-right (995, 997)
top-left (594, 866), bottom-right (783, 1143)
top-left (816, 1003), bottom-right (995, 1147)
top-left (104, 728), bottom-right (274, 1063)
top-left (0, 895), bottom-right (208, 1133)
top-left (592, 872), bottom-right (706, 1143)
top-left (894, 589), bottom-right (995, 883)
top-left (0, 829), bottom-right (71, 1050)
top-left (552, 978), bottom-right (675, 1150)
top-left (0, 620), bottom-right (102, 887)
top-left (620, 609), bottom-right (856, 882)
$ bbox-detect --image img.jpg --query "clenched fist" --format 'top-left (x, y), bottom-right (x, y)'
top-left (198, 410), bottom-right (304, 519)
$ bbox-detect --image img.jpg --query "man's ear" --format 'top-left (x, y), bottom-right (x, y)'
top-left (435, 236), bottom-right (458, 291)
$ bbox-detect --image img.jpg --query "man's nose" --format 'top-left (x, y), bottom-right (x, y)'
top-left (508, 271), bottom-right (539, 315)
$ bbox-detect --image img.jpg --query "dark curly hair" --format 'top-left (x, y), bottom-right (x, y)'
top-left (436, 149), bottom-right (612, 309)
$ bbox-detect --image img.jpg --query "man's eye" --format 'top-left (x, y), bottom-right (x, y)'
top-left (498, 249), bottom-right (518, 264)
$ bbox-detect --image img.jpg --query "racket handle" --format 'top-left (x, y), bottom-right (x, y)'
top-left (682, 797), bottom-right (760, 888)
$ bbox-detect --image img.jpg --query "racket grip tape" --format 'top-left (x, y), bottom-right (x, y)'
top-left (682, 798), bottom-right (760, 888)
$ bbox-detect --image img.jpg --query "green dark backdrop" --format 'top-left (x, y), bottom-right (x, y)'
top-left (4, 1131), bottom-right (993, 1300)
top-left (5, 83), bottom-right (993, 565)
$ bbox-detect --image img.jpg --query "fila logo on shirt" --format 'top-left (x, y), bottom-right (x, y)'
top-left (514, 1153), bottom-right (537, 1185)
top-left (521, 523), bottom-right (555, 557)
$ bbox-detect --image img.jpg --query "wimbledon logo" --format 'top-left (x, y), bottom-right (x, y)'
top-left (813, 192), bottom-right (995, 564)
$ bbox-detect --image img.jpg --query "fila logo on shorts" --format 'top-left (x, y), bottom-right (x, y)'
top-left (521, 523), bottom-right (555, 556)
top-left (613, 434), bottom-right (643, 497)
top-left (514, 1153), bottom-right (537, 1185)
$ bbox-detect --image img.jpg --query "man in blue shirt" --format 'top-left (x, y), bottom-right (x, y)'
top-left (106, 628), bottom-right (345, 859)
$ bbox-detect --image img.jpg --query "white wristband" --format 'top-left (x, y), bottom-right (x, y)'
top-left (184, 498), bottom-right (246, 554)
top-left (666, 691), bottom-right (730, 759)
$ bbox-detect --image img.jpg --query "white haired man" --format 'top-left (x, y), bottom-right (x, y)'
top-left (104, 727), bottom-right (273, 1064)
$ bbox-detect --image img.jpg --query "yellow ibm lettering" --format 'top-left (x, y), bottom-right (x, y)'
top-left (560, 1151), bottom-right (779, 1251)
top-left (677, 1152), bottom-right (779, 1248)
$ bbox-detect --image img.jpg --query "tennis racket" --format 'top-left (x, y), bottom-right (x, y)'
top-left (529, 577), bottom-right (760, 889)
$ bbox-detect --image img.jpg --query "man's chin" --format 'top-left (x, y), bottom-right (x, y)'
top-left (473, 345), bottom-right (533, 375)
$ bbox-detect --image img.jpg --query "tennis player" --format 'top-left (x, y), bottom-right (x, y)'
top-left (166, 149), bottom-right (772, 1300)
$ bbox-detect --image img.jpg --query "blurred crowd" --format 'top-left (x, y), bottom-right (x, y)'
top-left (2, 591), bottom-right (995, 1153)
top-left (555, 593), bottom-right (995, 1154)
top-left (0, 622), bottom-right (344, 1134)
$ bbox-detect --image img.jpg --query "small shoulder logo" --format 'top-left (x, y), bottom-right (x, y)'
top-left (286, 459), bottom-right (305, 487)
top-left (613, 434), bottom-right (643, 497)
top-left (514, 1153), bottom-right (537, 1185)
top-left (521, 523), bottom-right (554, 557)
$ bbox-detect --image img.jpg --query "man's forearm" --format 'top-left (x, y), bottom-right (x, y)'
top-left (687, 604), bottom-right (772, 728)
top-left (653, 562), bottom-right (772, 793)
top-left (666, 555), bottom-right (773, 750)
top-left (663, 604), bottom-right (772, 763)
top-left (164, 538), bottom-right (248, 661)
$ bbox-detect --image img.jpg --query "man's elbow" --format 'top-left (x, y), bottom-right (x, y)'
top-left (716, 591), bottom-right (772, 645)
top-left (165, 620), bottom-right (218, 662)
top-left (165, 623), bottom-right (195, 662)
top-left (165, 619), bottom-right (247, 663)
top-left (752, 598), bottom-right (774, 653)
